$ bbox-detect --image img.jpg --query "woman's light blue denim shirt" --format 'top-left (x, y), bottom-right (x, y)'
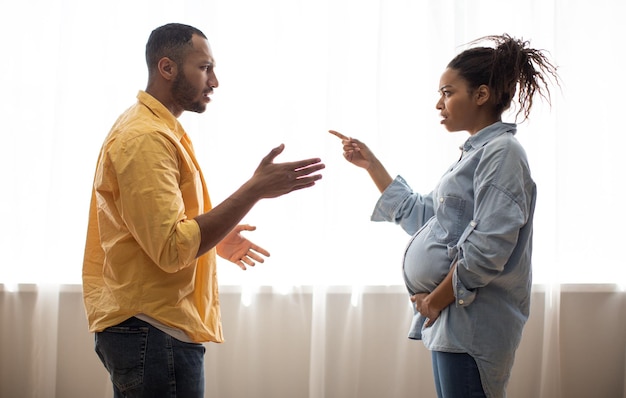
top-left (372, 122), bottom-right (535, 398)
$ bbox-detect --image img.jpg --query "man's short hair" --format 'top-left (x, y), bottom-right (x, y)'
top-left (145, 23), bottom-right (207, 73)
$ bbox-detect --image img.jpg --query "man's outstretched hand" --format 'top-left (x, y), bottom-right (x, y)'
top-left (216, 224), bottom-right (270, 270)
top-left (249, 144), bottom-right (325, 199)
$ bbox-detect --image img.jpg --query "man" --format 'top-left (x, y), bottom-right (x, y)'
top-left (82, 23), bottom-right (324, 397)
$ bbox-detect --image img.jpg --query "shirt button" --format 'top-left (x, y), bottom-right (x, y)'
top-left (440, 197), bottom-right (444, 203)
top-left (458, 299), bottom-right (465, 305)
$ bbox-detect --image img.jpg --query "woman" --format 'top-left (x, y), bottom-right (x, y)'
top-left (330, 34), bottom-right (558, 398)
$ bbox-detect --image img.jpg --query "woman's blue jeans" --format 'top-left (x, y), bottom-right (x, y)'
top-left (432, 351), bottom-right (486, 398)
top-left (95, 317), bottom-right (206, 398)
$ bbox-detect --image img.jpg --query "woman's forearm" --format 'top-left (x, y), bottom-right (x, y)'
top-left (426, 263), bottom-right (456, 311)
top-left (367, 157), bottom-right (394, 194)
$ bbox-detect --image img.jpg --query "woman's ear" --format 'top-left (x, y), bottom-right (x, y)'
top-left (475, 84), bottom-right (491, 106)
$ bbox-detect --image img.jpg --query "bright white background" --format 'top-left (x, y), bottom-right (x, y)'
top-left (0, 0), bottom-right (624, 288)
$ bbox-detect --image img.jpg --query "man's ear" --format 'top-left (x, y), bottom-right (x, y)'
top-left (157, 57), bottom-right (177, 81)
top-left (475, 84), bottom-right (490, 106)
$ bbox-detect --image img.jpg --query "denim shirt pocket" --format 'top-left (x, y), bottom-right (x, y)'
top-left (430, 195), bottom-right (466, 244)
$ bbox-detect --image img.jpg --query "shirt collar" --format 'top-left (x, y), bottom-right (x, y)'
top-left (136, 90), bottom-right (186, 140)
top-left (461, 121), bottom-right (517, 152)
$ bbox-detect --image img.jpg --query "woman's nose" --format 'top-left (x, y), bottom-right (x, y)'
top-left (435, 96), bottom-right (443, 110)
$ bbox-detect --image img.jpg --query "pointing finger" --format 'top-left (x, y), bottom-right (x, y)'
top-left (328, 130), bottom-right (349, 140)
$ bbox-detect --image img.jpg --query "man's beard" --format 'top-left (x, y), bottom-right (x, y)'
top-left (172, 70), bottom-right (206, 114)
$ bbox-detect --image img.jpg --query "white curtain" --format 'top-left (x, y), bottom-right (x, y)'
top-left (1, 0), bottom-right (625, 397)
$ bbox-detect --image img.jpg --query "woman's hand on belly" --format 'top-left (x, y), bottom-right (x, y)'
top-left (411, 293), bottom-right (440, 327)
top-left (411, 262), bottom-right (457, 327)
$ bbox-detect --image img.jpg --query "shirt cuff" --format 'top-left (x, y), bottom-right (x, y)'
top-left (174, 219), bottom-right (201, 269)
top-left (453, 261), bottom-right (476, 307)
top-left (371, 175), bottom-right (411, 222)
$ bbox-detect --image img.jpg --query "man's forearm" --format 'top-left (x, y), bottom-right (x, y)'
top-left (193, 182), bottom-right (260, 257)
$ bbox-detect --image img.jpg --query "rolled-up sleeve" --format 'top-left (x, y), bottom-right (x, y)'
top-left (453, 140), bottom-right (533, 296)
top-left (105, 132), bottom-right (200, 272)
top-left (371, 176), bottom-right (435, 235)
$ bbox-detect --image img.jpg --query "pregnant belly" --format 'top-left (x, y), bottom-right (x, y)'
top-left (403, 221), bottom-right (454, 294)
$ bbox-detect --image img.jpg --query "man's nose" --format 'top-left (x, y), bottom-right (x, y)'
top-left (209, 73), bottom-right (219, 88)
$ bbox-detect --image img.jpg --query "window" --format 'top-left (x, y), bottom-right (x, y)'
top-left (1, 0), bottom-right (623, 287)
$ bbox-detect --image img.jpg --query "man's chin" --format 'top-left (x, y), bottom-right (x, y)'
top-left (188, 104), bottom-right (207, 113)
